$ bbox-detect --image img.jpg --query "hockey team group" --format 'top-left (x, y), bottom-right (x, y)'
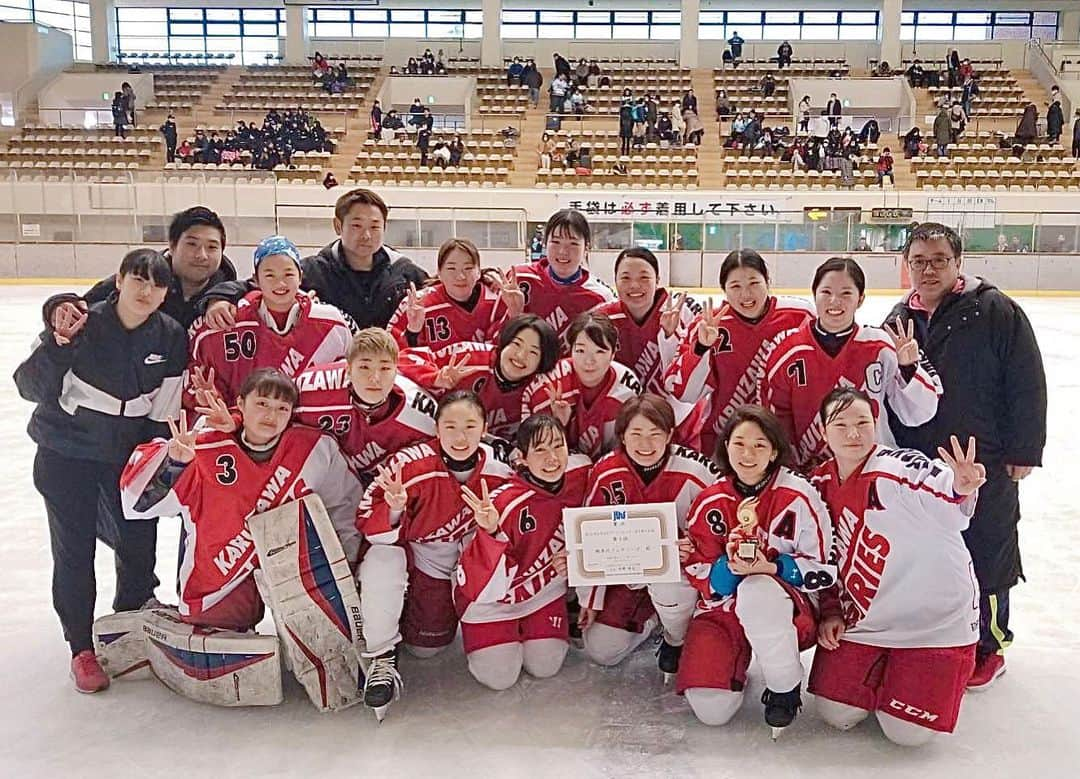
top-left (14, 189), bottom-right (1047, 745)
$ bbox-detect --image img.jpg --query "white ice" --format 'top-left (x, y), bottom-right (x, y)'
top-left (1, 286), bottom-right (1077, 778)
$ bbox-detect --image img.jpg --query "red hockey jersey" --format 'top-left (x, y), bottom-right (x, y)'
top-left (761, 321), bottom-right (943, 468)
top-left (397, 341), bottom-right (528, 440)
top-left (580, 444), bottom-right (720, 611)
top-left (185, 291), bottom-right (352, 410)
top-left (292, 362), bottom-right (437, 476)
top-left (386, 281), bottom-right (506, 350)
top-left (356, 440), bottom-right (514, 579)
top-left (683, 468), bottom-right (835, 611)
top-left (510, 259), bottom-right (615, 338)
top-left (811, 447), bottom-right (979, 649)
top-left (521, 358), bottom-right (642, 459)
top-left (663, 296), bottom-right (814, 456)
top-left (120, 425), bottom-right (363, 621)
top-left (454, 454), bottom-right (592, 623)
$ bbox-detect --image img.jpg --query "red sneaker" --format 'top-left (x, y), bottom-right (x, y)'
top-left (70, 650), bottom-right (110, 694)
top-left (967, 653), bottom-right (1006, 691)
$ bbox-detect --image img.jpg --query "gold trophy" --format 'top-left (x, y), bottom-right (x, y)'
top-left (732, 497), bottom-right (760, 562)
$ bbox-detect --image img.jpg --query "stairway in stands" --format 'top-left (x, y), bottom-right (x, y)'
top-left (508, 68), bottom-right (551, 188)
top-left (690, 68), bottom-right (723, 188)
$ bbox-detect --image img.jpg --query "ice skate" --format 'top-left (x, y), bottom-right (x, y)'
top-left (363, 649), bottom-right (403, 722)
top-left (761, 684), bottom-right (802, 740)
top-left (655, 637), bottom-right (683, 683)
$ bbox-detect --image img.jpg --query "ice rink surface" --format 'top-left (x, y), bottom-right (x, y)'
top-left (1, 285), bottom-right (1077, 778)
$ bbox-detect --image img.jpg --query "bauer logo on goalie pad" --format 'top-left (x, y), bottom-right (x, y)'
top-left (248, 496), bottom-right (366, 712)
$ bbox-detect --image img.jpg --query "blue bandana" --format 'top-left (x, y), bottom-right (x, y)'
top-left (253, 235), bottom-right (302, 270)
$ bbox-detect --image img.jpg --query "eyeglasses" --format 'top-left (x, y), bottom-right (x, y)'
top-left (907, 256), bottom-right (954, 272)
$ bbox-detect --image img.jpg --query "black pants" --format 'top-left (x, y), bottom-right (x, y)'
top-left (33, 448), bottom-right (159, 655)
top-left (166, 144), bottom-right (176, 163)
top-left (1073, 140), bottom-right (1080, 158)
top-left (621, 136), bottom-right (631, 155)
top-left (978, 588), bottom-right (1012, 658)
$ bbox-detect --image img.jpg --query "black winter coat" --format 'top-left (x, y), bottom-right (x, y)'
top-left (884, 276), bottom-right (1046, 591)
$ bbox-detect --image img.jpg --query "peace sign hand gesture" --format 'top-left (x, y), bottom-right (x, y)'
top-left (194, 391), bottom-right (237, 434)
top-left (374, 461), bottom-right (408, 512)
top-left (166, 412), bottom-right (198, 464)
top-left (190, 366), bottom-right (222, 405)
top-left (937, 435), bottom-right (986, 497)
top-left (544, 379), bottom-right (572, 425)
top-left (695, 298), bottom-right (725, 348)
top-left (404, 282), bottom-right (426, 334)
top-left (494, 267), bottom-right (526, 318)
top-left (659, 292), bottom-right (687, 338)
top-left (461, 480), bottom-right (499, 533)
top-left (884, 318), bottom-right (920, 368)
top-left (52, 302), bottom-right (88, 346)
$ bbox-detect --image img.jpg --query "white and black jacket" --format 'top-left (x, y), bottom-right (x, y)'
top-left (14, 296), bottom-right (188, 465)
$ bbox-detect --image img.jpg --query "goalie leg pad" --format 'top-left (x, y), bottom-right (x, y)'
top-left (247, 496), bottom-right (365, 712)
top-left (94, 610), bottom-right (155, 680)
top-left (142, 609), bottom-right (282, 707)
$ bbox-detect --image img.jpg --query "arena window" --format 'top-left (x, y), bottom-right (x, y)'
top-left (0, 0), bottom-right (90, 60)
top-left (115, 6), bottom-right (283, 65)
top-left (699, 10), bottom-right (879, 41)
top-left (900, 11), bottom-right (1059, 42)
top-left (499, 9), bottom-right (680, 41)
top-left (307, 8), bottom-right (482, 40)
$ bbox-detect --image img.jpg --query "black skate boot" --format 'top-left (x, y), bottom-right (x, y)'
top-left (656, 638), bottom-right (683, 682)
top-left (363, 648), bottom-right (403, 722)
top-left (761, 684), bottom-right (802, 740)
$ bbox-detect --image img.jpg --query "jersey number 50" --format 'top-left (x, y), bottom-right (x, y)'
top-left (223, 331), bottom-right (257, 362)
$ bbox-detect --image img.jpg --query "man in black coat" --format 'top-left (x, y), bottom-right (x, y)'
top-left (160, 114), bottom-right (178, 163)
top-left (885, 222), bottom-right (1047, 691)
top-left (553, 52), bottom-right (571, 80)
top-left (201, 188), bottom-right (427, 331)
top-left (826, 93), bottom-right (843, 128)
top-left (47, 206), bottom-right (235, 331)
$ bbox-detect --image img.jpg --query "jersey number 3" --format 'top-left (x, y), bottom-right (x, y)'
top-left (215, 454), bottom-right (238, 485)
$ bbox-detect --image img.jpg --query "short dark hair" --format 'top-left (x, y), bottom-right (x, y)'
top-left (902, 221), bottom-right (963, 261)
top-left (720, 248), bottom-right (770, 286)
top-left (812, 256), bottom-right (865, 295)
top-left (497, 315), bottom-right (560, 375)
top-left (566, 311), bottom-right (618, 352)
top-left (334, 188), bottom-right (389, 224)
top-left (516, 414), bottom-right (567, 456)
top-left (614, 246), bottom-right (659, 277)
top-left (118, 248), bottom-right (172, 288)
top-left (818, 387), bottom-right (874, 427)
top-left (437, 389), bottom-right (485, 422)
top-left (238, 368), bottom-right (299, 407)
top-left (616, 393), bottom-right (676, 439)
top-left (542, 209), bottom-right (591, 246)
top-left (437, 238), bottom-right (480, 271)
top-left (168, 207), bottom-right (226, 250)
top-left (714, 405), bottom-right (793, 476)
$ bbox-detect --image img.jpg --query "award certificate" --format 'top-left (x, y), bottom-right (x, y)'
top-left (562, 502), bottom-right (681, 587)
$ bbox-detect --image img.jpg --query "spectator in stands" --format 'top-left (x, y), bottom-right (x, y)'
top-left (790, 140), bottom-right (807, 171)
top-left (1015, 103), bottom-right (1039, 147)
top-left (550, 73), bottom-right (569, 114)
top-left (437, 49), bottom-right (447, 70)
top-left (408, 98), bottom-right (424, 128)
top-left (569, 87), bottom-right (589, 115)
top-left (1049, 85), bottom-right (1061, 105)
top-left (996, 234), bottom-right (1009, 252)
top-left (1009, 235), bottom-right (1029, 252)
top-left (334, 63), bottom-right (351, 90)
top-left (323, 171), bottom-right (338, 189)
top-left (177, 139), bottom-right (193, 164)
top-left (587, 60), bottom-right (601, 89)
top-left (1047, 99), bottom-right (1065, 144)
top-left (875, 147), bottom-right (895, 187)
top-left (681, 88), bottom-right (698, 115)
top-left (961, 75), bottom-right (980, 119)
top-left (934, 103), bottom-right (951, 156)
top-left (406, 58), bottom-right (420, 75)
top-left (431, 142), bottom-right (451, 169)
top-left (312, 52), bottom-right (329, 80)
top-left (947, 49), bottom-right (961, 87)
top-left (419, 107), bottom-right (434, 133)
top-left (777, 41), bottom-right (793, 69)
top-left (421, 49), bottom-right (436, 75)
top-left (798, 95), bottom-right (811, 133)
top-left (859, 118), bottom-right (881, 145)
top-left (574, 58), bottom-right (590, 87)
top-left (121, 82), bottom-right (136, 125)
top-left (826, 92), bottom-right (842, 128)
top-left (523, 60), bottom-right (542, 107)
top-left (656, 110), bottom-right (674, 144)
top-left (716, 89), bottom-right (732, 120)
top-left (632, 113), bottom-right (648, 149)
top-left (671, 105), bottom-right (685, 146)
top-left (448, 135), bottom-right (465, 167)
top-left (507, 57), bottom-right (524, 87)
top-left (683, 107), bottom-right (705, 146)
top-left (949, 100), bottom-right (967, 144)
top-left (1072, 109), bottom-right (1080, 158)
top-left (417, 125), bottom-right (431, 167)
top-left (855, 235), bottom-right (871, 251)
top-left (722, 49), bottom-right (735, 68)
top-left (619, 102), bottom-right (634, 155)
top-left (906, 59), bottom-right (925, 88)
top-left (111, 92), bottom-right (126, 138)
top-left (742, 112), bottom-right (762, 153)
top-left (645, 93), bottom-right (659, 138)
top-left (564, 136), bottom-right (579, 169)
top-left (727, 31), bottom-right (744, 61)
top-left (192, 129), bottom-right (208, 161)
top-left (553, 52), bottom-right (571, 80)
top-left (903, 126), bottom-right (922, 159)
top-left (220, 133), bottom-right (241, 165)
top-left (538, 131), bottom-right (555, 170)
top-left (160, 114), bottom-right (177, 163)
top-left (959, 58), bottom-right (974, 83)
top-left (760, 73), bottom-right (776, 98)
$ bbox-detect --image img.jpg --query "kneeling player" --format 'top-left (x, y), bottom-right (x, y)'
top-left (809, 388), bottom-right (983, 747)
top-left (580, 394), bottom-right (719, 675)
top-left (185, 235), bottom-right (351, 410)
top-left (679, 406), bottom-right (834, 734)
top-left (293, 328), bottom-right (437, 478)
top-left (454, 415), bottom-right (590, 690)
top-left (355, 391), bottom-right (513, 711)
top-left (121, 368), bottom-right (364, 630)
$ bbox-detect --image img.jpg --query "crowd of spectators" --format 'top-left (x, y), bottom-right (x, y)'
top-left (176, 109), bottom-right (334, 170)
top-left (311, 52), bottom-right (357, 94)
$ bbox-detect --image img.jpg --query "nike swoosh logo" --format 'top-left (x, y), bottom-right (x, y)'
top-left (144, 354), bottom-right (166, 365)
